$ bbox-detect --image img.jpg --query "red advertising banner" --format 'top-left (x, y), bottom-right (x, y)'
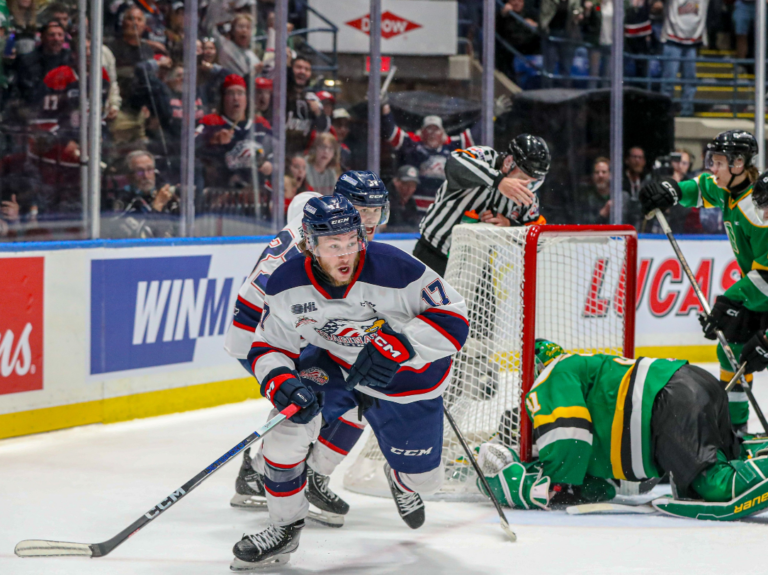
top-left (0, 257), bottom-right (44, 395)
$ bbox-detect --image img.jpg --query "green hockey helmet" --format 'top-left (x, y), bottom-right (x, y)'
top-left (533, 339), bottom-right (565, 377)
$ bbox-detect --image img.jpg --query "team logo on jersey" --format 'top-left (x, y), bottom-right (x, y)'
top-left (300, 367), bottom-right (329, 386)
top-left (225, 140), bottom-right (264, 170)
top-left (295, 316), bottom-right (317, 328)
top-left (315, 318), bottom-right (385, 347)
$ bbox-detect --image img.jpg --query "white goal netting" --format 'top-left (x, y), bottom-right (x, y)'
top-left (343, 224), bottom-right (636, 500)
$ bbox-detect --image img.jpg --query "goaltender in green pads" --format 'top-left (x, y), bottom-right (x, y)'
top-left (476, 340), bottom-right (768, 521)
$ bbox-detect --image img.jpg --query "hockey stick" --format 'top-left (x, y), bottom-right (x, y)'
top-left (443, 406), bottom-right (517, 542)
top-left (726, 361), bottom-right (748, 393)
top-left (650, 209), bottom-right (768, 433)
top-left (15, 404), bottom-right (300, 559)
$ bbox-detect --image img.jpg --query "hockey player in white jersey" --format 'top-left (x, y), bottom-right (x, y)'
top-left (225, 172), bottom-right (391, 527)
top-left (229, 194), bottom-right (469, 569)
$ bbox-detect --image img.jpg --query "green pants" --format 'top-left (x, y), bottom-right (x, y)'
top-left (717, 342), bottom-right (752, 426)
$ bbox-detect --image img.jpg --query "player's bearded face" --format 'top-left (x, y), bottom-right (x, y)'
top-left (315, 231), bottom-right (363, 286)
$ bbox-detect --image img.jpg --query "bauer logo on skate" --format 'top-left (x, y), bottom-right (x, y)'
top-left (90, 256), bottom-right (241, 375)
top-left (0, 257), bottom-right (44, 396)
top-left (314, 318), bottom-right (386, 347)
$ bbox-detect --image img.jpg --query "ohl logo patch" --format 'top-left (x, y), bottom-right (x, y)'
top-left (315, 317), bottom-right (385, 347)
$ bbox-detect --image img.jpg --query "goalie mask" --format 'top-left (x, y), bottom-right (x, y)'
top-left (752, 171), bottom-right (768, 226)
top-left (302, 194), bottom-right (367, 258)
top-left (533, 338), bottom-right (565, 378)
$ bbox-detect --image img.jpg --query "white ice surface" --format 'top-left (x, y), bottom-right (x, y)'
top-left (2, 363), bottom-right (768, 575)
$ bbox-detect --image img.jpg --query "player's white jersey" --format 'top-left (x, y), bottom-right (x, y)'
top-left (249, 242), bottom-right (469, 404)
top-left (224, 214), bottom-right (305, 359)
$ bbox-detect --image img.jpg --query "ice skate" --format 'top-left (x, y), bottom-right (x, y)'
top-left (230, 520), bottom-right (303, 571)
top-left (384, 464), bottom-right (425, 529)
top-left (230, 448), bottom-right (268, 510)
top-left (305, 465), bottom-right (348, 528)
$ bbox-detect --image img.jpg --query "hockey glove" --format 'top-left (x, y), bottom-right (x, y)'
top-left (741, 332), bottom-right (768, 374)
top-left (475, 443), bottom-right (551, 510)
top-left (345, 322), bottom-right (415, 390)
top-left (698, 295), bottom-right (751, 343)
top-left (261, 368), bottom-right (322, 424)
top-left (639, 179), bottom-right (681, 215)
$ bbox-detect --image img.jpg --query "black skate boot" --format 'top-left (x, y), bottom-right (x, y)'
top-left (305, 465), bottom-right (349, 528)
top-left (384, 464), bottom-right (425, 529)
top-left (230, 448), bottom-right (268, 510)
top-left (230, 520), bottom-right (304, 571)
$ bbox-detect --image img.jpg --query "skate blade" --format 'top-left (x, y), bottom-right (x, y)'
top-left (230, 493), bottom-right (268, 510)
top-left (230, 554), bottom-right (291, 571)
top-left (306, 508), bottom-right (345, 528)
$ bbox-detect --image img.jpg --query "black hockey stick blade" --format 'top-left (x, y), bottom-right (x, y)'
top-left (15, 404), bottom-right (300, 559)
top-left (443, 406), bottom-right (517, 542)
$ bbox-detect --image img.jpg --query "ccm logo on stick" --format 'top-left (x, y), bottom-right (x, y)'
top-left (144, 488), bottom-right (186, 519)
top-left (390, 447), bottom-right (433, 456)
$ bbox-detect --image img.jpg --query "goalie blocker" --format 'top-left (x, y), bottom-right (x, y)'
top-left (477, 340), bottom-right (768, 521)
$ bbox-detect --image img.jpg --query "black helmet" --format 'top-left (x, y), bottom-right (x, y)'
top-left (752, 170), bottom-right (768, 224)
top-left (705, 130), bottom-right (758, 169)
top-left (508, 134), bottom-right (551, 179)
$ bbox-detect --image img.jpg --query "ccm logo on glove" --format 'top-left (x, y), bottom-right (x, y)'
top-left (264, 373), bottom-right (295, 403)
top-left (373, 333), bottom-right (411, 361)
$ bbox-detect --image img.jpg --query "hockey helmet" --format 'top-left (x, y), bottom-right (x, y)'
top-left (705, 130), bottom-right (758, 171)
top-left (286, 191), bottom-right (322, 223)
top-left (302, 194), bottom-right (367, 258)
top-left (333, 171), bottom-right (390, 226)
top-left (533, 338), bottom-right (565, 378)
top-left (507, 134), bottom-right (551, 192)
top-left (752, 171), bottom-right (768, 225)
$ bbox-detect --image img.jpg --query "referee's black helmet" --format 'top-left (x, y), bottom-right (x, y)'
top-left (507, 134), bottom-right (551, 179)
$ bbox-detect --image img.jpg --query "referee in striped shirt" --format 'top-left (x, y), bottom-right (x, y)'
top-left (414, 134), bottom-right (551, 276)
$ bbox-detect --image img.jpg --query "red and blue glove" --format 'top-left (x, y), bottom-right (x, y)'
top-left (346, 322), bottom-right (415, 389)
top-left (261, 368), bottom-right (321, 424)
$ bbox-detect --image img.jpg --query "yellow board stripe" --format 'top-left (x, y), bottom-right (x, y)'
top-left (610, 367), bottom-right (634, 480)
top-left (0, 377), bottom-right (260, 441)
top-left (533, 406), bottom-right (592, 428)
top-left (635, 345), bottom-right (717, 363)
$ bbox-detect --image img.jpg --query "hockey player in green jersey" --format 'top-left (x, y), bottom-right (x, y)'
top-left (476, 340), bottom-right (768, 521)
top-left (639, 130), bottom-right (765, 434)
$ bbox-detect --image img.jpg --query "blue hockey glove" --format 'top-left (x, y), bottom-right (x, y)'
top-left (261, 368), bottom-right (321, 424)
top-left (346, 323), bottom-right (415, 390)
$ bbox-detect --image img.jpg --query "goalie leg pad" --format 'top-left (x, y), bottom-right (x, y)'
top-left (475, 443), bottom-right (551, 510)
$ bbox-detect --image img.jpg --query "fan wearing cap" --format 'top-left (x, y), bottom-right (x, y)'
top-left (254, 76), bottom-right (273, 119)
top-left (639, 129), bottom-right (767, 434)
top-left (330, 108), bottom-right (352, 171)
top-left (381, 103), bottom-right (479, 210)
top-left (416, 134), bottom-right (551, 276)
top-left (385, 165), bottom-right (422, 232)
top-left (196, 73), bottom-right (273, 189)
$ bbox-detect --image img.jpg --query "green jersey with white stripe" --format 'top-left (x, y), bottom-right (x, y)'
top-left (525, 354), bottom-right (687, 485)
top-left (679, 173), bottom-right (768, 311)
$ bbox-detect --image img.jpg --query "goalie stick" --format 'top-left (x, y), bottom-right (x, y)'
top-left (649, 209), bottom-right (768, 433)
top-left (14, 404), bottom-right (301, 559)
top-left (443, 405), bottom-right (517, 542)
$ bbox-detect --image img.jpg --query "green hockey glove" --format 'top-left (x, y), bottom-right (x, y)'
top-left (475, 443), bottom-right (551, 510)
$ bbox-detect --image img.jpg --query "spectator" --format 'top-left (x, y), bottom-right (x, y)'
top-left (287, 154), bottom-right (313, 195)
top-left (105, 149), bottom-right (179, 238)
top-left (622, 146), bottom-right (650, 197)
top-left (582, 157), bottom-right (613, 223)
top-left (382, 103), bottom-right (477, 215)
top-left (540, 0), bottom-right (581, 87)
top-left (214, 13), bottom-right (261, 80)
top-left (624, 0), bottom-right (653, 83)
top-left (110, 5), bottom-right (166, 103)
top-left (316, 90), bottom-right (335, 120)
top-left (583, 0), bottom-right (612, 88)
top-left (0, 193), bottom-right (21, 237)
top-left (496, 0), bottom-right (540, 86)
top-left (15, 20), bottom-right (70, 103)
top-left (660, 0), bottom-right (710, 117)
top-left (331, 107), bottom-right (352, 172)
top-left (197, 37), bottom-right (231, 113)
top-left (254, 76), bottom-right (272, 120)
top-left (165, 1), bottom-right (185, 61)
top-left (386, 165), bottom-right (422, 231)
top-left (285, 56), bottom-right (329, 154)
top-left (304, 132), bottom-right (340, 196)
top-left (732, 0), bottom-right (753, 64)
top-left (46, 3), bottom-right (72, 48)
top-left (196, 73), bottom-right (272, 190)
top-left (671, 148), bottom-right (693, 182)
top-left (110, 0), bottom-right (167, 45)
top-left (7, 0), bottom-right (37, 56)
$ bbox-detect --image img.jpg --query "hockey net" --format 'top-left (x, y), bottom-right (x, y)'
top-left (343, 224), bottom-right (637, 500)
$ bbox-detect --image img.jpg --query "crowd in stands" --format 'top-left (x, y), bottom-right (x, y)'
top-left (496, 0), bottom-right (755, 117)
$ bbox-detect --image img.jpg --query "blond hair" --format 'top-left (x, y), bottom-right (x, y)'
top-left (307, 132), bottom-right (341, 176)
